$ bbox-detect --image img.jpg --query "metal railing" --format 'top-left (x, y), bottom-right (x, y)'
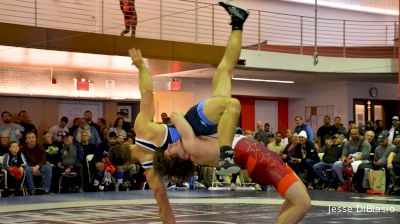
top-left (0, 0), bottom-right (397, 58)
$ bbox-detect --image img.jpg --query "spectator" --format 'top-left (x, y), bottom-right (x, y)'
top-left (373, 132), bottom-right (396, 169)
top-left (2, 141), bottom-right (27, 197)
top-left (0, 130), bottom-right (10, 156)
top-left (281, 132), bottom-right (299, 162)
top-left (282, 129), bottom-right (292, 145)
top-left (117, 112), bottom-right (133, 133)
top-left (388, 116), bottom-right (400, 145)
top-left (267, 131), bottom-right (287, 154)
top-left (364, 130), bottom-right (377, 154)
top-left (109, 118), bottom-right (127, 139)
top-left (76, 130), bottom-right (96, 190)
top-left (332, 127), bottom-right (371, 191)
top-left (0, 111), bottom-right (24, 144)
top-left (49, 116), bottom-right (69, 142)
top-left (119, 0), bottom-right (137, 37)
top-left (97, 117), bottom-right (108, 142)
top-left (74, 118), bottom-right (101, 146)
top-left (374, 120), bottom-right (387, 142)
top-left (288, 130), bottom-right (320, 190)
top-left (58, 132), bottom-right (84, 193)
top-left (313, 135), bottom-right (342, 190)
top-left (254, 121), bottom-right (268, 145)
top-left (331, 116), bottom-right (347, 136)
top-left (294, 116), bottom-right (314, 142)
top-left (317, 116), bottom-right (334, 149)
top-left (42, 131), bottom-right (62, 193)
top-left (21, 131), bottom-right (53, 195)
top-left (17, 110), bottom-right (37, 145)
top-left (84, 111), bottom-right (101, 136)
top-left (69, 117), bottom-right (81, 137)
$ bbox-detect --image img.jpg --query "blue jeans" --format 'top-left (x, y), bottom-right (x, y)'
top-left (313, 161), bottom-right (334, 183)
top-left (332, 160), bottom-right (345, 184)
top-left (25, 164), bottom-right (53, 193)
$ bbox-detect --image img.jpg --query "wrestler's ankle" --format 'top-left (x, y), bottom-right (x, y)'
top-left (220, 145), bottom-right (234, 159)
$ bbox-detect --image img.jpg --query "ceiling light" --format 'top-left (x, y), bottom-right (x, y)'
top-left (232, 77), bottom-right (294, 84)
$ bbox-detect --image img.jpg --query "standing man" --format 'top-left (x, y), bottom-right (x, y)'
top-left (388, 116), bottom-right (400, 145)
top-left (49, 116), bottom-right (69, 142)
top-left (331, 116), bottom-right (347, 135)
top-left (0, 111), bottom-right (24, 144)
top-left (294, 116), bottom-right (314, 142)
top-left (119, 0), bottom-right (137, 37)
top-left (317, 115), bottom-right (334, 149)
top-left (254, 121), bottom-right (268, 145)
top-left (83, 111), bottom-right (101, 137)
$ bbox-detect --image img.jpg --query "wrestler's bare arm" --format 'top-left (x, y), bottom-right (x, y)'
top-left (144, 168), bottom-right (176, 224)
top-left (170, 112), bottom-right (219, 166)
top-left (129, 48), bottom-right (154, 125)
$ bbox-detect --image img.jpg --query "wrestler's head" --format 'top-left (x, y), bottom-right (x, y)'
top-left (153, 146), bottom-right (195, 182)
top-left (108, 144), bottom-right (133, 166)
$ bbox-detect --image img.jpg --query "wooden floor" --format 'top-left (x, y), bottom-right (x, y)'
top-left (0, 189), bottom-right (399, 223)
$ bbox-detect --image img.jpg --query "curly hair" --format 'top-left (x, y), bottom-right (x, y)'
top-left (108, 144), bottom-right (131, 166)
top-left (153, 148), bottom-right (195, 182)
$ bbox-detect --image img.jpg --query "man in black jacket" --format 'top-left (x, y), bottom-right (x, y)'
top-left (288, 130), bottom-right (320, 189)
top-left (313, 135), bottom-right (343, 189)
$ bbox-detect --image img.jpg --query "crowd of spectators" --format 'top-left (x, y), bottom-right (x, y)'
top-left (1, 110), bottom-right (400, 196)
top-left (0, 110), bottom-right (141, 196)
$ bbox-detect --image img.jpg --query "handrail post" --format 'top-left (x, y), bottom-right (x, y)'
top-left (160, 0), bottom-right (163, 39)
top-left (394, 21), bottom-right (397, 58)
top-left (101, 0), bottom-right (104, 33)
top-left (300, 16), bottom-right (303, 55)
top-left (195, 0), bottom-right (198, 43)
top-left (258, 10), bottom-right (261, 51)
top-left (35, 0), bottom-right (37, 26)
top-left (343, 20), bottom-right (346, 58)
top-left (212, 4), bottom-right (214, 45)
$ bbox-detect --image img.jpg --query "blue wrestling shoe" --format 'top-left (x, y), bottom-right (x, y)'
top-left (218, 0), bottom-right (250, 23)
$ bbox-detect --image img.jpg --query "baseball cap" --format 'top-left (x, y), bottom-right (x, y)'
top-left (377, 132), bottom-right (389, 142)
top-left (62, 132), bottom-right (71, 137)
top-left (392, 116), bottom-right (399, 121)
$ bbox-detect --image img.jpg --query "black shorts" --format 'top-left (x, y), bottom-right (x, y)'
top-left (184, 100), bottom-right (218, 136)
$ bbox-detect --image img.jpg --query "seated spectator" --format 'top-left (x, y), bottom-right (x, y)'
top-left (0, 130), bottom-right (10, 156)
top-left (57, 132), bottom-right (84, 193)
top-left (93, 131), bottom-right (119, 190)
top-left (21, 131), bottom-right (53, 195)
top-left (288, 131), bottom-right (320, 189)
top-left (254, 121), bottom-right (268, 146)
top-left (2, 141), bottom-right (27, 196)
top-left (42, 131), bottom-right (62, 193)
top-left (267, 131), bottom-right (287, 154)
top-left (373, 132), bottom-right (396, 170)
top-left (313, 135), bottom-right (343, 189)
top-left (110, 118), bottom-right (127, 139)
top-left (388, 137), bottom-right (400, 192)
top-left (332, 127), bottom-right (371, 191)
top-left (49, 116), bottom-right (69, 142)
top-left (76, 130), bottom-right (97, 189)
top-left (124, 136), bottom-right (134, 144)
top-left (364, 130), bottom-right (377, 154)
top-left (280, 132), bottom-right (299, 162)
top-left (117, 111), bottom-right (133, 132)
top-left (282, 129), bottom-right (292, 145)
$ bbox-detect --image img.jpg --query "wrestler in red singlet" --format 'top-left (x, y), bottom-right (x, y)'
top-left (233, 135), bottom-right (298, 197)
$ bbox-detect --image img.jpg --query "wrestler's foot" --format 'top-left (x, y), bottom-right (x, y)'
top-left (218, 157), bottom-right (241, 175)
top-left (120, 29), bottom-right (130, 36)
top-left (218, 0), bottom-right (249, 24)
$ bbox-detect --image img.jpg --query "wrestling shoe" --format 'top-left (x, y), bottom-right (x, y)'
top-left (218, 0), bottom-right (250, 23)
top-left (217, 157), bottom-right (241, 175)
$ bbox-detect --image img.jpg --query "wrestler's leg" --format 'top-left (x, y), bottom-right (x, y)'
top-left (276, 181), bottom-right (311, 224)
top-left (121, 15), bottom-right (130, 36)
top-left (202, 1), bottom-right (248, 160)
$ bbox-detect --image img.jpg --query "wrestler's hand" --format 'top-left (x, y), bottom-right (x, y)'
top-left (129, 48), bottom-right (145, 69)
